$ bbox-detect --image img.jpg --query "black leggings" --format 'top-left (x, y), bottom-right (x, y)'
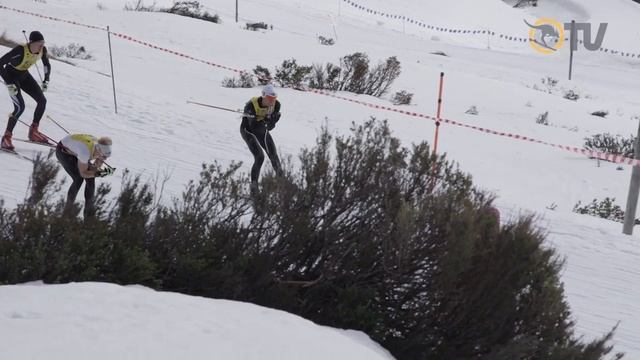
top-left (240, 125), bottom-right (282, 183)
top-left (5, 71), bottom-right (47, 133)
top-left (55, 146), bottom-right (95, 217)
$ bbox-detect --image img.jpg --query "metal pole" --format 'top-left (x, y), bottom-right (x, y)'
top-left (22, 30), bottom-right (43, 82)
top-left (16, 118), bottom-right (58, 145)
top-left (235, 0), bottom-right (238, 23)
top-left (433, 72), bottom-right (444, 155)
top-left (623, 119), bottom-right (640, 235)
top-left (428, 72), bottom-right (445, 194)
top-left (107, 26), bottom-right (118, 114)
top-left (487, 29), bottom-right (491, 50)
top-left (46, 114), bottom-right (70, 134)
top-left (569, 20), bottom-right (575, 81)
top-left (337, 0), bottom-right (340, 16)
top-left (186, 100), bottom-right (255, 117)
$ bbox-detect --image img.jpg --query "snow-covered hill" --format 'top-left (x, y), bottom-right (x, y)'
top-left (0, 282), bottom-right (393, 359)
top-left (1, 0), bottom-right (639, 357)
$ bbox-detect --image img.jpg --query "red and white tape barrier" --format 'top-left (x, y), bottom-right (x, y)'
top-left (2, 5), bottom-right (638, 166)
top-left (306, 88), bottom-right (640, 166)
top-left (0, 5), bottom-right (106, 31)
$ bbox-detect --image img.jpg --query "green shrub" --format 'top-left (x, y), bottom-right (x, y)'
top-left (574, 197), bottom-right (639, 224)
top-left (0, 120), bottom-right (622, 360)
top-left (584, 133), bottom-right (635, 159)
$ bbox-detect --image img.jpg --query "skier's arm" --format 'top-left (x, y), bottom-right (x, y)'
top-left (0, 46), bottom-right (23, 81)
top-left (242, 102), bottom-right (258, 128)
top-left (0, 46), bottom-right (22, 67)
top-left (77, 161), bottom-right (101, 179)
top-left (41, 47), bottom-right (51, 82)
top-left (267, 101), bottom-right (281, 130)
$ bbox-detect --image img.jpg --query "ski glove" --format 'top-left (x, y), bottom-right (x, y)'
top-left (6, 84), bottom-right (18, 96)
top-left (269, 112), bottom-right (281, 122)
top-left (266, 112), bottom-right (280, 130)
top-left (42, 81), bottom-right (49, 92)
top-left (96, 166), bottom-right (115, 178)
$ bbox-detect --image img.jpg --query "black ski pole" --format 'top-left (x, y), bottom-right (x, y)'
top-left (47, 115), bottom-right (70, 134)
top-left (187, 100), bottom-right (255, 117)
top-left (21, 30), bottom-right (44, 82)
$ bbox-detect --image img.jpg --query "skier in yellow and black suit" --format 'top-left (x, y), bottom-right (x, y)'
top-left (240, 84), bottom-right (283, 192)
top-left (0, 31), bottom-right (51, 150)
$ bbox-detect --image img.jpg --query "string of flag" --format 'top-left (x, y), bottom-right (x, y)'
top-left (2, 4), bottom-right (639, 166)
top-left (341, 0), bottom-right (640, 59)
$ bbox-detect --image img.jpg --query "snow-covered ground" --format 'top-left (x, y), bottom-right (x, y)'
top-left (0, 282), bottom-right (393, 360)
top-left (1, 0), bottom-right (639, 357)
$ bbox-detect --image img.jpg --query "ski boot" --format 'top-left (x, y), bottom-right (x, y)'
top-left (28, 123), bottom-right (50, 144)
top-left (1, 131), bottom-right (14, 151)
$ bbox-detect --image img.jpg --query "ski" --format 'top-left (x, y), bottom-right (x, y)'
top-left (0, 147), bottom-right (34, 162)
top-left (12, 138), bottom-right (56, 148)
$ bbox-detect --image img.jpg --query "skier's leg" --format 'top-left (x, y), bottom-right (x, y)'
top-left (56, 147), bottom-right (84, 212)
top-left (20, 74), bottom-right (46, 125)
top-left (6, 87), bottom-right (24, 132)
top-left (265, 132), bottom-right (282, 176)
top-left (20, 74), bottom-right (49, 143)
top-left (83, 178), bottom-right (96, 218)
top-left (1, 91), bottom-right (20, 148)
top-left (241, 127), bottom-right (265, 184)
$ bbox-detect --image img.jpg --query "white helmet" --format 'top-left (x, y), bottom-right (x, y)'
top-left (262, 84), bottom-right (278, 98)
top-left (95, 137), bottom-right (112, 158)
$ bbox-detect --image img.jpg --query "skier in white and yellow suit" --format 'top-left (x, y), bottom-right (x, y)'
top-left (56, 134), bottom-right (114, 218)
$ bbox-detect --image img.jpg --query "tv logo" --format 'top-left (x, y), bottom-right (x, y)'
top-left (525, 18), bottom-right (607, 54)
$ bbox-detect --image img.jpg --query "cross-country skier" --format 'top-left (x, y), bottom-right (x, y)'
top-left (0, 31), bottom-right (51, 150)
top-left (241, 84), bottom-right (283, 193)
top-left (56, 134), bottom-right (114, 218)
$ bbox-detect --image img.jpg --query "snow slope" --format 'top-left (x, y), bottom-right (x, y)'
top-left (1, 0), bottom-right (640, 357)
top-left (0, 282), bottom-right (393, 360)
